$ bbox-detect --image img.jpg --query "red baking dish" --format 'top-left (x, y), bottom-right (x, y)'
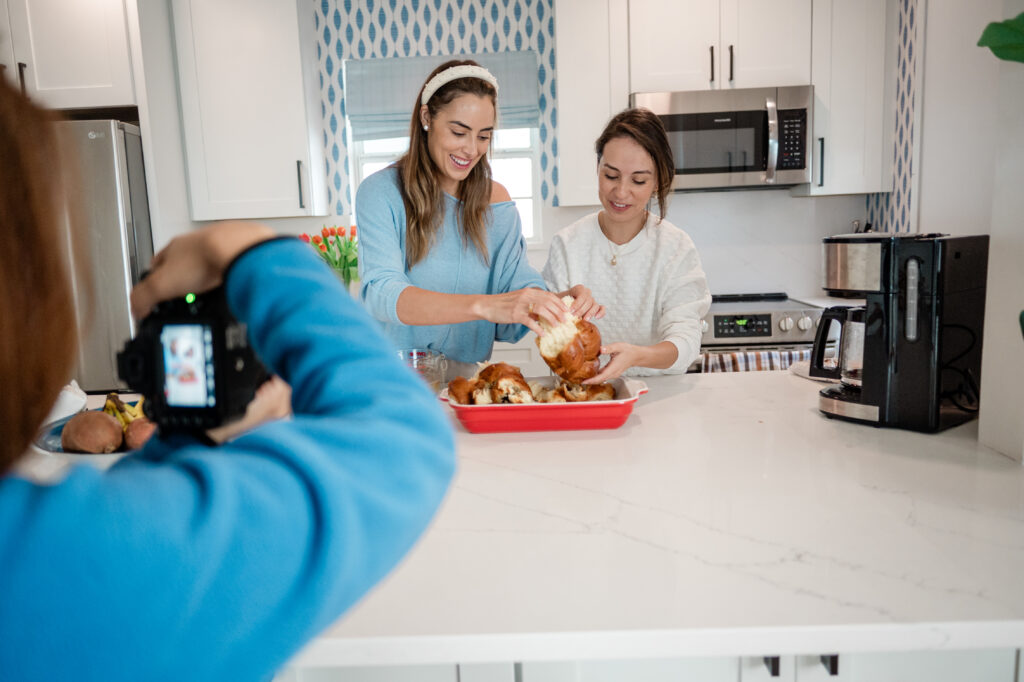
top-left (439, 376), bottom-right (649, 434)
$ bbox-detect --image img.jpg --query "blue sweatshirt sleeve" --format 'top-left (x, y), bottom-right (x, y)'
top-left (489, 202), bottom-right (547, 343)
top-left (356, 168), bottom-right (412, 325)
top-left (0, 239), bottom-right (456, 682)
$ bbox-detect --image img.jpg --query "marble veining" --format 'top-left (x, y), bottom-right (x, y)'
top-left (303, 372), bottom-right (1024, 665)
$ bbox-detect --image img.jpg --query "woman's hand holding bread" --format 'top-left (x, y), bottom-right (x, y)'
top-left (561, 284), bottom-right (605, 321)
top-left (472, 287), bottom-right (569, 337)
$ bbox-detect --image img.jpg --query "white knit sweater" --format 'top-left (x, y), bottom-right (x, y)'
top-left (542, 212), bottom-right (711, 375)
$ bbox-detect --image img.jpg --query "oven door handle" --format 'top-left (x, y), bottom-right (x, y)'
top-left (765, 96), bottom-right (778, 184)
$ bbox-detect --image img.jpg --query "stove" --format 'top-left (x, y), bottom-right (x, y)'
top-left (700, 293), bottom-right (825, 349)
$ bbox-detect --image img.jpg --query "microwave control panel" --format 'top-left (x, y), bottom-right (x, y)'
top-left (777, 109), bottom-right (807, 170)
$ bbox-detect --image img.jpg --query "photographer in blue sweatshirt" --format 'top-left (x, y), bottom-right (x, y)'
top-left (0, 77), bottom-right (455, 681)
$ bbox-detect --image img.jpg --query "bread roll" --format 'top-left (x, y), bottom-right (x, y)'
top-left (448, 376), bottom-right (484, 405)
top-left (447, 363), bottom-right (533, 405)
top-left (478, 362), bottom-right (534, 403)
top-left (535, 296), bottom-right (601, 384)
top-left (61, 411), bottom-right (123, 454)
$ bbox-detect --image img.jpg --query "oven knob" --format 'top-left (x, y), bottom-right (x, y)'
top-left (798, 315), bottom-right (813, 331)
top-left (700, 319), bottom-right (709, 334)
top-left (778, 316), bottom-right (794, 332)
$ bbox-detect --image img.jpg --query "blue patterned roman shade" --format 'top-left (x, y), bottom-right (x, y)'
top-left (344, 51), bottom-right (541, 141)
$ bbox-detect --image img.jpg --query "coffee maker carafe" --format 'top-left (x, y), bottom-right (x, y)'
top-left (809, 306), bottom-right (873, 418)
top-left (809, 233), bottom-right (989, 432)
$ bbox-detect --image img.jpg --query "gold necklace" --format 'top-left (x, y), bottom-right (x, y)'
top-left (599, 210), bottom-right (647, 266)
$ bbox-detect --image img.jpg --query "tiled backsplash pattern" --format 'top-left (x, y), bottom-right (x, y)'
top-left (866, 0), bottom-right (918, 233)
top-left (314, 0), bottom-right (557, 217)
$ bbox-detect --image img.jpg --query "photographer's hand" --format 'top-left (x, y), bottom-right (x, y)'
top-left (131, 221), bottom-right (276, 321)
top-left (206, 375), bottom-right (293, 444)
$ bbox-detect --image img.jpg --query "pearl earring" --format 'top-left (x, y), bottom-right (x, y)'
top-left (423, 124), bottom-right (429, 131)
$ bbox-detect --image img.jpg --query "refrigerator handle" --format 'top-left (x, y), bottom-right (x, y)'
top-left (296, 160), bottom-right (305, 209)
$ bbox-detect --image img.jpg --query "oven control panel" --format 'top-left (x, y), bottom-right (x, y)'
top-left (700, 296), bottom-right (824, 347)
top-left (714, 314), bottom-right (772, 338)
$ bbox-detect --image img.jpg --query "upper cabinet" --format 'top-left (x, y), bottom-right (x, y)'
top-left (629, 0), bottom-right (811, 93)
top-left (792, 0), bottom-right (897, 196)
top-left (170, 0), bottom-right (326, 220)
top-left (0, 0), bottom-right (135, 109)
top-left (554, 0), bottom-right (630, 207)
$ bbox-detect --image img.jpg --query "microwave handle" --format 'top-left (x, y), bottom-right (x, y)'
top-left (765, 96), bottom-right (778, 184)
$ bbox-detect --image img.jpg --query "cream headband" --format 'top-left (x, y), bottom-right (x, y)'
top-left (421, 65), bottom-right (499, 105)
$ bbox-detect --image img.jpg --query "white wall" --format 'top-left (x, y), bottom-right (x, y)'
top-left (915, 0), bottom-right (1002, 236)
top-left (910, 0), bottom-right (1024, 461)
top-left (531, 192), bottom-right (867, 299)
top-left (977, 0), bottom-right (1024, 462)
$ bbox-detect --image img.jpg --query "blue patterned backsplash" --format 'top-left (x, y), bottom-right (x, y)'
top-left (315, 0), bottom-right (557, 218)
top-left (866, 0), bottom-right (918, 233)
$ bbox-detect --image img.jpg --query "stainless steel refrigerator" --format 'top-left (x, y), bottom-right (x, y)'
top-left (57, 120), bottom-right (153, 393)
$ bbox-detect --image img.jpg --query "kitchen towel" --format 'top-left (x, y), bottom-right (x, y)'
top-left (702, 349), bottom-right (812, 373)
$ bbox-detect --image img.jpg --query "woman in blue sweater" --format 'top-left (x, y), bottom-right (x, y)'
top-left (356, 59), bottom-right (603, 376)
top-left (0, 80), bottom-right (455, 681)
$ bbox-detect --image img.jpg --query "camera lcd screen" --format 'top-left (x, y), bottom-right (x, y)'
top-left (160, 324), bottom-right (216, 408)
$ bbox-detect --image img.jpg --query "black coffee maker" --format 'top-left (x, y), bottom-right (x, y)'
top-left (809, 233), bottom-right (989, 432)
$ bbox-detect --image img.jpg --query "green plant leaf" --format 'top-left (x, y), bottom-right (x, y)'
top-left (978, 11), bottom-right (1024, 63)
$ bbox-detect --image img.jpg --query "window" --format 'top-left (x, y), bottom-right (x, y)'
top-left (350, 127), bottom-right (542, 241)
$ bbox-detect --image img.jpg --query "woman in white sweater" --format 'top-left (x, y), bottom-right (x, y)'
top-left (543, 108), bottom-right (711, 381)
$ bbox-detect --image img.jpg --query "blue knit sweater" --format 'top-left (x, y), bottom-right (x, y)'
top-left (355, 166), bottom-right (546, 364)
top-left (0, 239), bottom-right (456, 681)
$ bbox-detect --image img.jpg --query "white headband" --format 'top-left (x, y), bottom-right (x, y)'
top-left (421, 65), bottom-right (499, 105)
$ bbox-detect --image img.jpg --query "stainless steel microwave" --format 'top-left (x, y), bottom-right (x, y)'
top-left (631, 85), bottom-right (813, 191)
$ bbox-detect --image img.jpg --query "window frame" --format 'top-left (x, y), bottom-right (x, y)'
top-left (349, 127), bottom-right (543, 245)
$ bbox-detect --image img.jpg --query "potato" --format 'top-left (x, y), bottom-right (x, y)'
top-left (124, 417), bottom-right (157, 451)
top-left (61, 411), bottom-right (123, 454)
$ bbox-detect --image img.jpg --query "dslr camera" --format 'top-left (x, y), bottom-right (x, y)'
top-left (117, 285), bottom-right (268, 432)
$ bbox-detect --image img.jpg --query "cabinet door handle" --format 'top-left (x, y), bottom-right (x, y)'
top-left (17, 62), bottom-right (27, 96)
top-left (296, 160), bottom-right (305, 209)
top-left (818, 137), bottom-right (825, 187)
top-left (729, 44), bottom-right (734, 81)
top-left (763, 656), bottom-right (780, 677)
top-left (820, 654), bottom-right (839, 676)
top-left (709, 45), bottom-right (714, 82)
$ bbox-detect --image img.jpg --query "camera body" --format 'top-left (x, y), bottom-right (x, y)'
top-left (117, 286), bottom-right (268, 431)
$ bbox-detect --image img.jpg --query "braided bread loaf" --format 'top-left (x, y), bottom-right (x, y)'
top-left (535, 296), bottom-right (601, 384)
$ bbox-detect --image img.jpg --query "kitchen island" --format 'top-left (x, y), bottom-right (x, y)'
top-left (286, 370), bottom-right (1024, 678)
top-left (20, 371), bottom-right (1024, 679)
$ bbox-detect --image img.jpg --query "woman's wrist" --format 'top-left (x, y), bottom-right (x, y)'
top-left (467, 294), bottom-right (487, 321)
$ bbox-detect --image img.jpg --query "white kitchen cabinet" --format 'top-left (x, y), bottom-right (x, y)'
top-left (0, 0), bottom-right (134, 108)
top-left (629, 0), bottom-right (811, 93)
top-left (552, 0), bottom-right (629, 207)
top-left (170, 0), bottom-right (326, 220)
top-left (522, 658), bottom-right (740, 682)
top-left (791, 0), bottom-right (897, 196)
top-left (275, 665), bottom-right (457, 682)
top-left (795, 649), bottom-right (1018, 682)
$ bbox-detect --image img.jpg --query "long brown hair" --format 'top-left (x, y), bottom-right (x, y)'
top-left (396, 59), bottom-right (496, 267)
top-left (0, 80), bottom-right (83, 473)
top-left (595, 107), bottom-right (675, 222)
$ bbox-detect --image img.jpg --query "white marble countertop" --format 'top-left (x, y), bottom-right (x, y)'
top-left (294, 370), bottom-right (1024, 667)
